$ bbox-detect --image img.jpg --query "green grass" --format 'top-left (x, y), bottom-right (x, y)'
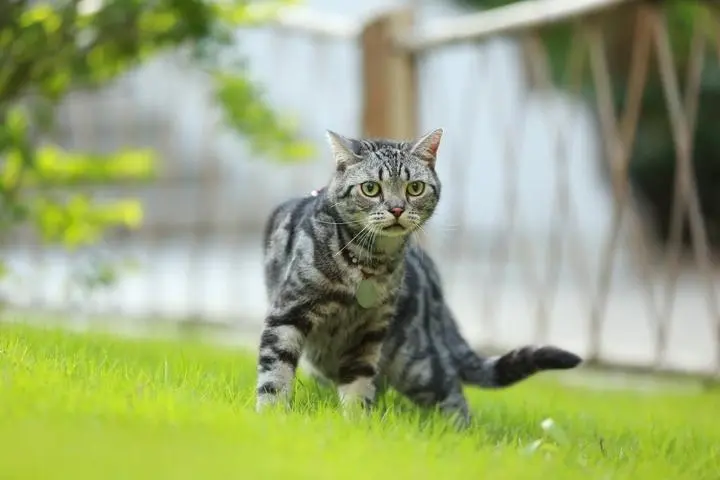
top-left (1, 323), bottom-right (719, 479)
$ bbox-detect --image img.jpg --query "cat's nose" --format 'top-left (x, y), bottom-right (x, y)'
top-left (389, 207), bottom-right (404, 218)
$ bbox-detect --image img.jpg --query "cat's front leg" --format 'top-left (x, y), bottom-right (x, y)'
top-left (255, 298), bottom-right (314, 412)
top-left (337, 323), bottom-right (389, 412)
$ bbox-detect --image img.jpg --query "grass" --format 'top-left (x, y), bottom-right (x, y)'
top-left (1, 323), bottom-right (719, 479)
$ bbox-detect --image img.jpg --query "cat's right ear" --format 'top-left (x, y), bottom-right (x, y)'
top-left (326, 130), bottom-right (362, 170)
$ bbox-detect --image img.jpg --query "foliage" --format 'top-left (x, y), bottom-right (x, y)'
top-left (0, 0), bottom-right (313, 285)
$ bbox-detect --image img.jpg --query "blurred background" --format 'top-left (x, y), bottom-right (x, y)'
top-left (1, 0), bottom-right (719, 378)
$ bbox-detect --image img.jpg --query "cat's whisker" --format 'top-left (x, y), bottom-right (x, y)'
top-left (409, 220), bottom-right (428, 237)
top-left (424, 225), bottom-right (460, 233)
top-left (416, 225), bottom-right (461, 242)
top-left (315, 219), bottom-right (362, 226)
top-left (325, 204), bottom-right (350, 215)
top-left (335, 225), bottom-right (371, 257)
top-left (354, 228), bottom-right (371, 256)
top-left (432, 225), bottom-right (461, 232)
top-left (424, 218), bottom-right (462, 231)
top-left (350, 224), bottom-right (378, 263)
top-left (365, 227), bottom-right (379, 264)
top-left (358, 225), bottom-right (378, 264)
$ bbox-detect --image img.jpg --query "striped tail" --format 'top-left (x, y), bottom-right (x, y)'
top-left (458, 345), bottom-right (582, 388)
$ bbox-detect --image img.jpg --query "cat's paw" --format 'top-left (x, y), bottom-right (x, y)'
top-left (255, 387), bottom-right (291, 413)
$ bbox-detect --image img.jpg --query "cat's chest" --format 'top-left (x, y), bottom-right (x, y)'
top-left (303, 305), bottom-right (384, 375)
top-left (315, 275), bottom-right (396, 330)
top-left (339, 261), bottom-right (403, 299)
top-left (302, 264), bottom-right (403, 377)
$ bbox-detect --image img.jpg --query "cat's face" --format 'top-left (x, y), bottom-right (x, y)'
top-left (326, 129), bottom-right (443, 239)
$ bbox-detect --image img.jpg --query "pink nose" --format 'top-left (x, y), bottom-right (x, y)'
top-left (389, 207), bottom-right (404, 218)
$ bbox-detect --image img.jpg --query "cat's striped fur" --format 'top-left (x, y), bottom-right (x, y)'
top-left (256, 128), bottom-right (581, 427)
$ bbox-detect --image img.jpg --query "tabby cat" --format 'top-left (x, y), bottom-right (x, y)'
top-left (256, 128), bottom-right (582, 427)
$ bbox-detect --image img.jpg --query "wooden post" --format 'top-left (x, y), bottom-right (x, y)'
top-left (360, 8), bottom-right (417, 140)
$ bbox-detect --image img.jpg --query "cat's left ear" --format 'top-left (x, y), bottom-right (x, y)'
top-left (409, 128), bottom-right (443, 168)
top-left (326, 130), bottom-right (362, 171)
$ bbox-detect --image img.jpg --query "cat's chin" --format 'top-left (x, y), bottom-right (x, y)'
top-left (379, 225), bottom-right (411, 238)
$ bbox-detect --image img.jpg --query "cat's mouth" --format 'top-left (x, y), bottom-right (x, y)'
top-left (380, 224), bottom-right (409, 237)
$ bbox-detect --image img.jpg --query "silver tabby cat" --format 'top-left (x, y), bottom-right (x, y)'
top-left (257, 128), bottom-right (581, 427)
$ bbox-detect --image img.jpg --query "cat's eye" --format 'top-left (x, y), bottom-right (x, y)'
top-left (360, 181), bottom-right (381, 197)
top-left (406, 181), bottom-right (426, 196)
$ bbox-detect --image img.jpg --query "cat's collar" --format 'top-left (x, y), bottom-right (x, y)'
top-left (347, 251), bottom-right (378, 279)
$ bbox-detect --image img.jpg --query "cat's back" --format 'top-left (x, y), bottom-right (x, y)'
top-left (262, 193), bottom-right (318, 292)
top-left (263, 194), bottom-right (316, 251)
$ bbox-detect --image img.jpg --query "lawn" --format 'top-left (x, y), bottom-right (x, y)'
top-left (1, 323), bottom-right (718, 479)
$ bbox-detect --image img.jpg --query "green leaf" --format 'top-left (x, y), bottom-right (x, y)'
top-left (6, 108), bottom-right (29, 139)
top-left (0, 0), bottom-right (308, 261)
top-left (0, 151), bottom-right (24, 191)
top-left (29, 146), bottom-right (156, 185)
top-left (19, 4), bottom-right (62, 33)
top-left (212, 0), bottom-right (299, 26)
top-left (213, 72), bottom-right (315, 162)
top-left (31, 195), bottom-right (144, 249)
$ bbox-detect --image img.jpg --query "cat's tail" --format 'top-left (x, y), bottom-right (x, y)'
top-left (457, 345), bottom-right (582, 388)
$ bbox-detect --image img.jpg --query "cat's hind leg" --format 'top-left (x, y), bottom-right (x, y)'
top-left (387, 351), bottom-right (473, 429)
top-left (436, 385), bottom-right (472, 429)
top-left (402, 380), bottom-right (472, 429)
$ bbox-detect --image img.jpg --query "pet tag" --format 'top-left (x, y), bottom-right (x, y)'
top-left (356, 279), bottom-right (380, 309)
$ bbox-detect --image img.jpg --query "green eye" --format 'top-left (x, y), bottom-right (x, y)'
top-left (360, 181), bottom-right (381, 197)
top-left (406, 181), bottom-right (425, 196)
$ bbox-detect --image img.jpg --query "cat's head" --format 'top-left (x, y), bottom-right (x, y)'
top-left (325, 129), bottom-right (443, 238)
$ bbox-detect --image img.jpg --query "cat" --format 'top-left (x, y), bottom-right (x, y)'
top-left (256, 128), bottom-right (582, 427)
